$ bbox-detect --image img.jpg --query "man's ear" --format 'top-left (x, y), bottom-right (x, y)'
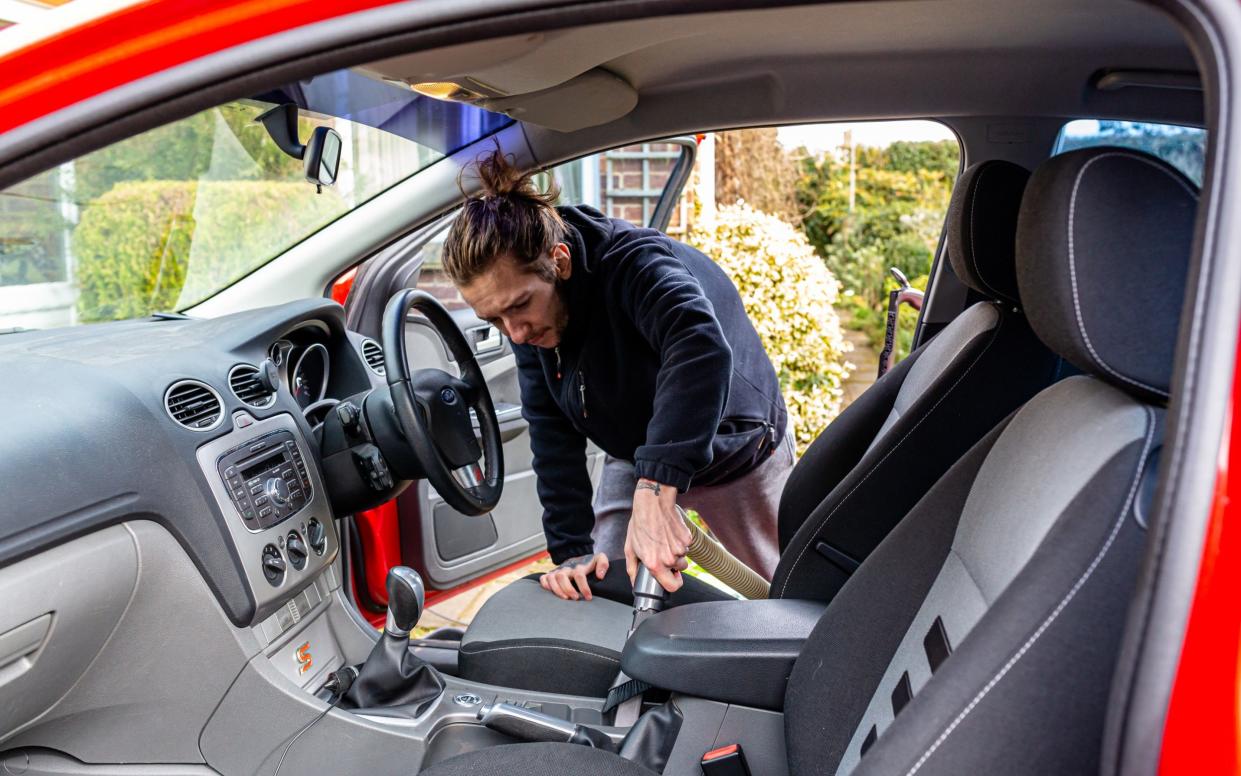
top-left (551, 242), bottom-right (572, 280)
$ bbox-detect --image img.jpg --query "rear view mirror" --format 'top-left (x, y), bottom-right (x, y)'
top-left (255, 103), bottom-right (341, 192)
top-left (304, 126), bottom-right (341, 188)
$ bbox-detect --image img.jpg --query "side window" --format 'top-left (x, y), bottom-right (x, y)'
top-left (1053, 120), bottom-right (1206, 184)
top-left (414, 222), bottom-right (468, 310)
top-left (542, 142), bottom-right (692, 235)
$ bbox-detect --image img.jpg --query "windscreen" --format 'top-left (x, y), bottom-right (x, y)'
top-left (0, 68), bottom-right (511, 331)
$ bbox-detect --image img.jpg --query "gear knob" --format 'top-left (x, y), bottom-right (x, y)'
top-left (384, 566), bottom-right (425, 637)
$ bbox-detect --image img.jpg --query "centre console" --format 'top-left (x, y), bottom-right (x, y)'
top-left (195, 410), bottom-right (339, 623)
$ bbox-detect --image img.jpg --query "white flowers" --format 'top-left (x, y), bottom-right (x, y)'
top-left (690, 203), bottom-right (853, 454)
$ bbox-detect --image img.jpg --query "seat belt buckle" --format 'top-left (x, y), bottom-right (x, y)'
top-left (700, 743), bottom-right (751, 775)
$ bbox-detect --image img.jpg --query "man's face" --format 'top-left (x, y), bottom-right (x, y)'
top-left (459, 244), bottom-right (572, 349)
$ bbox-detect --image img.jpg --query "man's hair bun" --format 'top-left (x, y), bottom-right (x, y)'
top-left (442, 146), bottom-right (566, 286)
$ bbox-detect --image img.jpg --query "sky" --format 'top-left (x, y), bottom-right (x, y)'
top-left (777, 120), bottom-right (957, 154)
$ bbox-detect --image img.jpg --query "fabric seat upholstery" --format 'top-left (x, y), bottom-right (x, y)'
top-left (458, 159), bottom-right (1061, 697)
top-left (423, 148), bottom-right (1197, 776)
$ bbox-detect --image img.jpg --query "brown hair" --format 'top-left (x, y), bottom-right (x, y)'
top-left (442, 147), bottom-right (566, 286)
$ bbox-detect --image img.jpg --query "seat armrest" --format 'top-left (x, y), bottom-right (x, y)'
top-left (620, 599), bottom-right (826, 710)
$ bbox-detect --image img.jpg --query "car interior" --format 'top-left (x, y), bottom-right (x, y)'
top-left (0, 0), bottom-right (1230, 774)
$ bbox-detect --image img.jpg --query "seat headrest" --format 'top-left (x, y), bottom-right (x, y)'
top-left (946, 159), bottom-right (1032, 305)
top-left (1016, 147), bottom-right (1198, 403)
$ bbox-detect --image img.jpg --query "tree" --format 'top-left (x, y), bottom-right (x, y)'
top-left (713, 128), bottom-right (801, 224)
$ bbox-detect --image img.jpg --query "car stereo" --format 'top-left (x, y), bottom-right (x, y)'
top-left (216, 430), bottom-right (313, 530)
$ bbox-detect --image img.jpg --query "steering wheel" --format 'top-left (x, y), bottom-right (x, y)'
top-left (381, 289), bottom-right (504, 516)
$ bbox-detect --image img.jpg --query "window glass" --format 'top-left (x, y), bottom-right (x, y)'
top-left (1053, 119), bottom-right (1206, 184)
top-left (0, 68), bottom-right (510, 332)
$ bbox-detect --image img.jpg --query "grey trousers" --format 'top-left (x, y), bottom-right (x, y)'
top-left (590, 433), bottom-right (794, 581)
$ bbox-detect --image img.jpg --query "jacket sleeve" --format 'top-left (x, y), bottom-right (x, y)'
top-left (514, 344), bottom-right (597, 563)
top-left (619, 248), bottom-right (733, 491)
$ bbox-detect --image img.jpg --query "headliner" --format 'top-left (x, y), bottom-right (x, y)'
top-left (363, 0), bottom-right (1199, 163)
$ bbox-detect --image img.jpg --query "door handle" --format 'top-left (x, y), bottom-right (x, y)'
top-left (473, 325), bottom-right (503, 354)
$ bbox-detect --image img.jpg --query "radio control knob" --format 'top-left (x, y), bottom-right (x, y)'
top-left (265, 476), bottom-right (291, 506)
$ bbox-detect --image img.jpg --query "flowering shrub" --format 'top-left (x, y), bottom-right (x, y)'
top-left (689, 202), bottom-right (853, 454)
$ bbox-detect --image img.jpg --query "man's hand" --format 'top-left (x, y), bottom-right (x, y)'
top-left (540, 552), bottom-right (610, 600)
top-left (625, 479), bottom-right (693, 593)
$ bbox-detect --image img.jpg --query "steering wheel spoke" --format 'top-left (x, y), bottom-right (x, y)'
top-left (379, 290), bottom-right (504, 515)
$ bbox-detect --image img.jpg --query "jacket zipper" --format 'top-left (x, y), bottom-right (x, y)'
top-left (555, 345), bottom-right (587, 419)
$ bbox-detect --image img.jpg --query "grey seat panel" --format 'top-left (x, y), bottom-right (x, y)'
top-left (834, 377), bottom-right (1153, 775)
top-left (460, 579), bottom-right (631, 651)
top-left (864, 302), bottom-right (1000, 455)
top-left (457, 579), bottom-right (631, 696)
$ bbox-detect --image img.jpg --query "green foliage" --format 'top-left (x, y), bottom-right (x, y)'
top-left (796, 139), bottom-right (958, 358)
top-left (689, 202), bottom-right (853, 452)
top-left (841, 274), bottom-right (929, 366)
top-left (73, 181), bottom-right (342, 322)
top-left (73, 104), bottom-right (315, 203)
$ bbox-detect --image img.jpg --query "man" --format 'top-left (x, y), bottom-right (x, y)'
top-left (442, 148), bottom-right (792, 598)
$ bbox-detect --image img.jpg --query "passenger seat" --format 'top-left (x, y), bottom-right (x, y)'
top-left (424, 145), bottom-right (1198, 776)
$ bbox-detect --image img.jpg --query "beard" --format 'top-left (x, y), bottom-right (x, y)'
top-left (548, 278), bottom-right (571, 342)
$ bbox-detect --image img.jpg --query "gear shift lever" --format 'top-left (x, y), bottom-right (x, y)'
top-left (340, 566), bottom-right (444, 713)
top-left (384, 566), bottom-right (425, 636)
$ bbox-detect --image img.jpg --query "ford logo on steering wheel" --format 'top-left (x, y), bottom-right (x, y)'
top-left (440, 387), bottom-right (458, 405)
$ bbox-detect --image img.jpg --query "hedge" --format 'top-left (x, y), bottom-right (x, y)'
top-left (73, 180), bottom-right (343, 322)
top-left (690, 202), bottom-right (853, 454)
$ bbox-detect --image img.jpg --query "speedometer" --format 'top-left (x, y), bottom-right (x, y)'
top-left (290, 343), bottom-right (329, 409)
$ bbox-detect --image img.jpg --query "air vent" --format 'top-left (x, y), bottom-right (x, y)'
top-left (362, 339), bottom-right (385, 376)
top-left (165, 380), bottom-right (223, 431)
top-left (229, 364), bottom-right (276, 408)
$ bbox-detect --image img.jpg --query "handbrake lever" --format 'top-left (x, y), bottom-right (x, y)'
top-left (478, 702), bottom-right (615, 750)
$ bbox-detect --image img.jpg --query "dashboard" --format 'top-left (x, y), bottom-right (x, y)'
top-left (0, 298), bottom-right (389, 629)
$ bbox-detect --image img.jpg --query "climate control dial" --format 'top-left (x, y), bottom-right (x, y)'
top-left (307, 519), bottom-right (327, 556)
top-left (286, 530), bottom-right (308, 570)
top-left (261, 544), bottom-right (285, 586)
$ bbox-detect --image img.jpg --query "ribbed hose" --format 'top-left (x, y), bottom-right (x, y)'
top-left (678, 506), bottom-right (769, 600)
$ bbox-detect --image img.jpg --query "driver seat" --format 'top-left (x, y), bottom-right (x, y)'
top-left (455, 158), bottom-right (1065, 697)
top-left (423, 148), bottom-right (1197, 775)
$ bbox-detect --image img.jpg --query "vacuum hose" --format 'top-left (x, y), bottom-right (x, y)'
top-left (678, 506), bottom-right (769, 600)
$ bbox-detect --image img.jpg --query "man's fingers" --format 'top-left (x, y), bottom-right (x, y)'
top-left (571, 565), bottom-right (593, 601)
top-left (540, 574), bottom-right (550, 591)
top-left (625, 541), bottom-right (638, 586)
top-left (649, 561), bottom-right (684, 593)
top-left (671, 512), bottom-right (693, 546)
top-left (595, 553), bottom-right (610, 580)
top-left (673, 555), bottom-right (690, 572)
top-left (548, 571), bottom-right (577, 600)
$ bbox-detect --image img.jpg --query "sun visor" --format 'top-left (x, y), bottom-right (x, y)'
top-left (478, 69), bottom-right (638, 132)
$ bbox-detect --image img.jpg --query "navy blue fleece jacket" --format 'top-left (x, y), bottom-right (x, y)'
top-left (515, 206), bottom-right (786, 563)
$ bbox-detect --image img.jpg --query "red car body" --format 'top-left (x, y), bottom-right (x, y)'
top-left (0, 3), bottom-right (1232, 772)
